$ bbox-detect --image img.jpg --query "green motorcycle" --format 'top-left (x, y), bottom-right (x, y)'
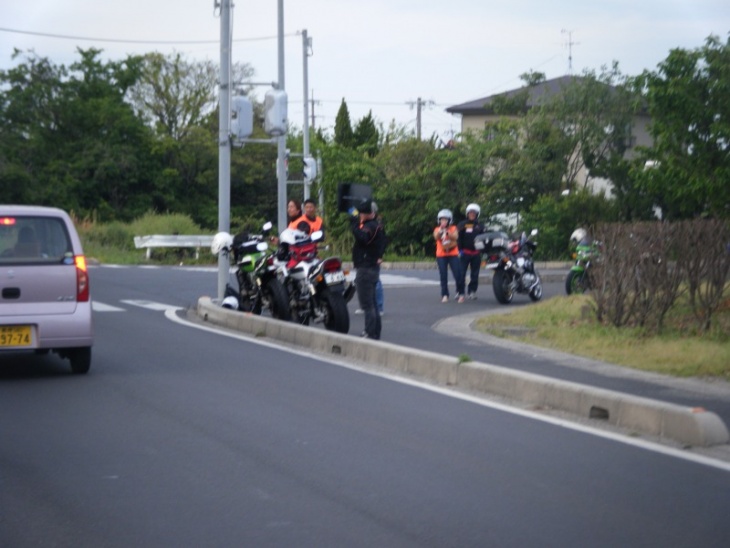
top-left (211, 222), bottom-right (291, 320)
top-left (565, 228), bottom-right (599, 295)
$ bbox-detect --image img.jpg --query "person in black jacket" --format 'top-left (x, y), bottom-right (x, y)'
top-left (350, 198), bottom-right (387, 339)
top-left (457, 203), bottom-right (485, 299)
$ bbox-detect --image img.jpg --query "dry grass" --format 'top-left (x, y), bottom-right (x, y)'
top-left (474, 294), bottom-right (730, 379)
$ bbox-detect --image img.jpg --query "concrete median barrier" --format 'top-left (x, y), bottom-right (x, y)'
top-left (196, 296), bottom-right (729, 448)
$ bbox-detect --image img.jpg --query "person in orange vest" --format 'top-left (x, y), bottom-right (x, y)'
top-left (434, 208), bottom-right (465, 303)
top-left (290, 198), bottom-right (323, 236)
top-left (286, 199), bottom-right (303, 227)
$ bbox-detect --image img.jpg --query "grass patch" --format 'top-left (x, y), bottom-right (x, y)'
top-left (75, 212), bottom-right (215, 265)
top-left (474, 294), bottom-right (730, 379)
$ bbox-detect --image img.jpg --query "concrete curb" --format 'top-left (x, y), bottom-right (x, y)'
top-left (196, 297), bottom-right (729, 448)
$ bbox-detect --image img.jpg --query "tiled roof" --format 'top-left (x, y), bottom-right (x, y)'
top-left (446, 75), bottom-right (582, 115)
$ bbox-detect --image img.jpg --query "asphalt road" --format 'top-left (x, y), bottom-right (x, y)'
top-left (1, 265), bottom-right (729, 546)
top-left (348, 269), bottom-right (730, 429)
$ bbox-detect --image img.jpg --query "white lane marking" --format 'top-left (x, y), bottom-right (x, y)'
top-left (165, 308), bottom-right (730, 474)
top-left (121, 300), bottom-right (182, 312)
top-left (379, 273), bottom-right (438, 286)
top-left (92, 301), bottom-right (126, 312)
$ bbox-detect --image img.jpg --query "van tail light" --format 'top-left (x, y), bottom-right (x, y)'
top-left (75, 255), bottom-right (90, 302)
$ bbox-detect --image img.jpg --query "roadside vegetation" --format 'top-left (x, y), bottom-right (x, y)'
top-left (474, 294), bottom-right (730, 379)
top-left (76, 212), bottom-right (211, 265)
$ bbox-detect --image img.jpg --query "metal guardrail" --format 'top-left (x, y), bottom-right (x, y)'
top-left (133, 235), bottom-right (215, 260)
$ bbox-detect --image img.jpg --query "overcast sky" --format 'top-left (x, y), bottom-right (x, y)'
top-left (2, 1), bottom-right (728, 142)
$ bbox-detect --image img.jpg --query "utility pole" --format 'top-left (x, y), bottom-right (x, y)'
top-left (302, 29), bottom-right (312, 200)
top-left (276, 0), bottom-right (287, 232)
top-left (310, 91), bottom-right (317, 131)
top-left (216, 0), bottom-right (232, 300)
top-left (407, 97), bottom-right (434, 140)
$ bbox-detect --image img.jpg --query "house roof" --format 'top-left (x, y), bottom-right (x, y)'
top-left (445, 75), bottom-right (581, 115)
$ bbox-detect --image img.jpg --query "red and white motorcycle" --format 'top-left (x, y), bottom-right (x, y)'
top-left (273, 228), bottom-right (354, 333)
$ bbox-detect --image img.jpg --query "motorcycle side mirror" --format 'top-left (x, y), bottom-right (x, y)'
top-left (256, 242), bottom-right (268, 252)
top-left (262, 221), bottom-right (273, 232)
top-left (530, 229), bottom-right (539, 237)
top-left (311, 230), bottom-right (324, 242)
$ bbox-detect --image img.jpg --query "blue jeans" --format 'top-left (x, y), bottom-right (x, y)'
top-left (437, 255), bottom-right (464, 297)
top-left (356, 266), bottom-right (381, 339)
top-left (460, 253), bottom-right (481, 295)
top-left (375, 278), bottom-right (384, 313)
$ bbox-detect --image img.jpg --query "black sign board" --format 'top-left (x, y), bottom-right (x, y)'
top-left (336, 183), bottom-right (373, 212)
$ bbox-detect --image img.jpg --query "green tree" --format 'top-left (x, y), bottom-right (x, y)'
top-left (353, 111), bottom-right (380, 157)
top-left (636, 34), bottom-right (730, 219)
top-left (543, 65), bottom-right (640, 191)
top-left (480, 113), bottom-right (569, 219)
top-left (334, 99), bottom-right (354, 148)
top-left (0, 49), bottom-right (159, 219)
top-left (128, 52), bottom-right (254, 142)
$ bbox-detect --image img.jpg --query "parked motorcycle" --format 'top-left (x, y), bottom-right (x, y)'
top-left (565, 228), bottom-right (598, 295)
top-left (210, 222), bottom-right (291, 320)
top-left (477, 228), bottom-right (543, 304)
top-left (274, 228), bottom-right (353, 334)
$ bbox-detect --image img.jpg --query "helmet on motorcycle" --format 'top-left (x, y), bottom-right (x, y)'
top-left (437, 209), bottom-right (453, 224)
top-left (279, 228), bottom-right (309, 246)
top-left (570, 228), bottom-right (587, 245)
top-left (221, 296), bottom-right (240, 310)
top-left (211, 231), bottom-right (233, 255)
top-left (465, 203), bottom-right (480, 218)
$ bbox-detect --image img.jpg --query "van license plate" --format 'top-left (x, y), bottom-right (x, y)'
top-left (0, 326), bottom-right (32, 347)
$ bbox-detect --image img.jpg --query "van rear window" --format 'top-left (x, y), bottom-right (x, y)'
top-left (0, 216), bottom-right (73, 264)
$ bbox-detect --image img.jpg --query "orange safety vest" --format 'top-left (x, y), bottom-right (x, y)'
top-left (434, 225), bottom-right (459, 257)
top-left (289, 215), bottom-right (323, 234)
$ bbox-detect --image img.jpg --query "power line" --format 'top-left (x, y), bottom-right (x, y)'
top-left (0, 26), bottom-right (294, 45)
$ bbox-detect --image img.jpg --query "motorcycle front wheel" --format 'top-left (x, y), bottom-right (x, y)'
top-left (261, 279), bottom-right (292, 321)
top-left (565, 269), bottom-right (589, 295)
top-left (492, 269), bottom-right (514, 304)
top-left (321, 289), bottom-right (350, 334)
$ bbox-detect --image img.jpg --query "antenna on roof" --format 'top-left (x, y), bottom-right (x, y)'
top-left (561, 29), bottom-right (579, 74)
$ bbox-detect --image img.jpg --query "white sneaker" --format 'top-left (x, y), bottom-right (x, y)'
top-left (468, 293), bottom-right (477, 300)
top-left (441, 296), bottom-right (449, 303)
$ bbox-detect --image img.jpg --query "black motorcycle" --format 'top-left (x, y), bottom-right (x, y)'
top-left (477, 229), bottom-right (543, 305)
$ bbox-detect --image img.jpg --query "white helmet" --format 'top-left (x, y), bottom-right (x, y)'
top-left (221, 296), bottom-right (240, 310)
top-left (211, 231), bottom-right (233, 255)
top-left (437, 209), bottom-right (453, 224)
top-left (279, 228), bottom-right (309, 245)
top-left (466, 203), bottom-right (481, 218)
top-left (570, 228), bottom-right (587, 245)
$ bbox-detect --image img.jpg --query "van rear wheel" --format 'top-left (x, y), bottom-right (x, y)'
top-left (68, 347), bottom-right (91, 374)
